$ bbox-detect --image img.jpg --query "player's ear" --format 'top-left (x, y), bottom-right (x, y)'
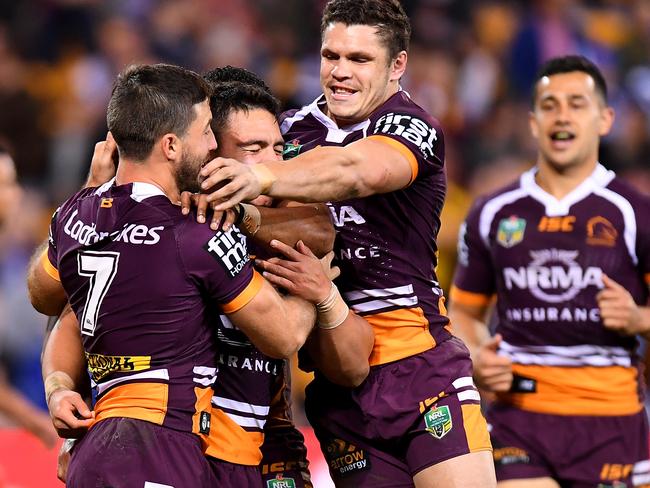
top-left (390, 51), bottom-right (407, 82)
top-left (529, 111), bottom-right (540, 139)
top-left (161, 134), bottom-right (181, 161)
top-left (598, 106), bottom-right (614, 137)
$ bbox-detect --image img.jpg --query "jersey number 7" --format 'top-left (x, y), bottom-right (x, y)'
top-left (77, 251), bottom-right (120, 336)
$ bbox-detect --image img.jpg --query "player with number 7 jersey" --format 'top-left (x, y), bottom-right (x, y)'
top-left (44, 179), bottom-right (262, 485)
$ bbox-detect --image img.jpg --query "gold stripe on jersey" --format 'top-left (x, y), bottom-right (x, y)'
top-left (42, 251), bottom-right (60, 281)
top-left (367, 135), bottom-right (419, 187)
top-left (86, 352), bottom-right (151, 382)
top-left (498, 364), bottom-right (642, 416)
top-left (366, 307), bottom-right (435, 366)
top-left (222, 270), bottom-right (264, 313)
top-left (204, 408), bottom-right (264, 465)
top-left (449, 286), bottom-right (492, 308)
top-left (461, 403), bottom-right (492, 453)
top-left (93, 382), bottom-right (168, 426)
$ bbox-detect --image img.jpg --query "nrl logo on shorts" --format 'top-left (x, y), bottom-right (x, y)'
top-left (282, 139), bottom-right (302, 159)
top-left (267, 475), bottom-right (296, 488)
top-left (424, 405), bottom-right (452, 439)
top-left (497, 216), bottom-right (526, 248)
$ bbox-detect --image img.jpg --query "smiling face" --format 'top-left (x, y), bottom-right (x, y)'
top-left (320, 22), bottom-right (406, 127)
top-left (175, 99), bottom-right (217, 193)
top-left (529, 71), bottom-right (614, 173)
top-left (217, 107), bottom-right (283, 206)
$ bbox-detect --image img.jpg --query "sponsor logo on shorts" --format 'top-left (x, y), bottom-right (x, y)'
top-left (424, 405), bottom-right (452, 439)
top-left (325, 438), bottom-right (370, 478)
top-left (267, 475), bottom-right (296, 488)
top-left (373, 112), bottom-right (438, 160)
top-left (203, 228), bottom-right (248, 277)
top-left (282, 139), bottom-right (302, 159)
top-left (86, 352), bottom-right (151, 382)
top-left (493, 447), bottom-right (530, 466)
top-left (497, 216), bottom-right (526, 248)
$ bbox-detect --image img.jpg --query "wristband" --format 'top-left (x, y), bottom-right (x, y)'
top-left (316, 283), bottom-right (350, 330)
top-left (234, 203), bottom-right (261, 236)
top-left (251, 164), bottom-right (277, 194)
top-left (44, 371), bottom-right (75, 405)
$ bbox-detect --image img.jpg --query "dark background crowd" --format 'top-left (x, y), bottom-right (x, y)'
top-left (0, 0), bottom-right (649, 432)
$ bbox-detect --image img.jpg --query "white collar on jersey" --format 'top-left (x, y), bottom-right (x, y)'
top-left (520, 162), bottom-right (615, 216)
top-left (93, 177), bottom-right (166, 202)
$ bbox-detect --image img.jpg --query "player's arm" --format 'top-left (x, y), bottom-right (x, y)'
top-left (200, 136), bottom-right (414, 209)
top-left (448, 288), bottom-right (512, 393)
top-left (597, 274), bottom-right (650, 339)
top-left (42, 306), bottom-right (94, 438)
top-left (27, 242), bottom-right (67, 316)
top-left (225, 274), bottom-right (316, 359)
top-left (257, 240), bottom-right (374, 387)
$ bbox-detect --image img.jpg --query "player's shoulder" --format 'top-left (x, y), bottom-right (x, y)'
top-left (604, 172), bottom-right (650, 209)
top-left (370, 90), bottom-right (440, 128)
top-left (469, 175), bottom-right (525, 215)
top-left (279, 98), bottom-right (321, 135)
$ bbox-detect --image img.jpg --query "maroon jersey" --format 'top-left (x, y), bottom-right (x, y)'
top-left (452, 164), bottom-right (650, 415)
top-left (45, 180), bottom-right (263, 435)
top-left (281, 91), bottom-right (450, 366)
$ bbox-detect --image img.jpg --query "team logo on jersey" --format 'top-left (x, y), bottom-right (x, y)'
top-left (282, 139), bottom-right (302, 159)
top-left (496, 216), bottom-right (526, 248)
top-left (586, 216), bottom-right (618, 247)
top-left (373, 112), bottom-right (437, 160)
top-left (267, 475), bottom-right (296, 488)
top-left (424, 405), bottom-right (452, 439)
top-left (503, 249), bottom-right (603, 303)
top-left (203, 228), bottom-right (248, 277)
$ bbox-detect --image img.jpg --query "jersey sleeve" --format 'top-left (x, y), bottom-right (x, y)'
top-left (44, 206), bottom-right (62, 281)
top-left (180, 220), bottom-right (263, 313)
top-left (368, 103), bottom-right (444, 183)
top-left (450, 199), bottom-right (495, 307)
top-left (634, 192), bottom-right (650, 290)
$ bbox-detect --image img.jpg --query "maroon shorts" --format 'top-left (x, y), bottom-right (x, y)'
top-left (488, 403), bottom-right (650, 487)
top-left (260, 424), bottom-right (312, 488)
top-left (67, 417), bottom-right (215, 488)
top-left (207, 457), bottom-right (262, 487)
top-left (304, 337), bottom-right (492, 487)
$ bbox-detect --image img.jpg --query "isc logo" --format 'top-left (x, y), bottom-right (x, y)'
top-left (204, 229), bottom-right (248, 277)
top-left (538, 216), bottom-right (575, 232)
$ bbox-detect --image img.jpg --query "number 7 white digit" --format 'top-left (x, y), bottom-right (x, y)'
top-left (77, 251), bottom-right (120, 336)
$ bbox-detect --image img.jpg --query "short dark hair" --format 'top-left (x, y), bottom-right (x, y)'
top-left (533, 55), bottom-right (608, 106)
top-left (203, 66), bottom-right (280, 137)
top-left (107, 64), bottom-right (211, 161)
top-left (320, 0), bottom-right (411, 61)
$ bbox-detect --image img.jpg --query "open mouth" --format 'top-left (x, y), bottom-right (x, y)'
top-left (550, 130), bottom-right (575, 142)
top-left (330, 86), bottom-right (357, 100)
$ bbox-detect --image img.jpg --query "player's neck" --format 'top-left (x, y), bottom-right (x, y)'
top-left (115, 160), bottom-right (180, 202)
top-left (535, 159), bottom-right (598, 200)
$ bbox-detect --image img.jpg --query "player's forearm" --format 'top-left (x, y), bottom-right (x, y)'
top-left (262, 145), bottom-right (370, 203)
top-left (447, 305), bottom-right (490, 361)
top-left (306, 311), bottom-right (373, 388)
top-left (0, 381), bottom-right (47, 430)
top-left (27, 242), bottom-right (67, 316)
top-left (638, 306), bottom-right (650, 340)
top-left (252, 204), bottom-right (335, 258)
top-left (42, 308), bottom-right (88, 394)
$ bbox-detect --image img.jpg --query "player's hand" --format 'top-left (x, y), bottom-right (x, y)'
top-left (256, 239), bottom-right (332, 304)
top-left (179, 191), bottom-right (237, 231)
top-left (48, 388), bottom-right (94, 438)
top-left (57, 438), bottom-right (76, 482)
top-left (199, 157), bottom-right (262, 210)
top-left (597, 274), bottom-right (648, 336)
top-left (85, 132), bottom-right (117, 188)
top-left (320, 251), bottom-right (341, 281)
top-left (474, 334), bottom-right (513, 392)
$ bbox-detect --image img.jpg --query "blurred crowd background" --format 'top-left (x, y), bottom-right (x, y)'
top-left (0, 0), bottom-right (649, 445)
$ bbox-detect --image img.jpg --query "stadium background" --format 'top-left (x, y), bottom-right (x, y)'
top-left (0, 0), bottom-right (648, 486)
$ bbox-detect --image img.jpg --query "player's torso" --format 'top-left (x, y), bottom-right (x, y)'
top-left (282, 93), bottom-right (452, 366)
top-left (53, 182), bottom-right (218, 432)
top-left (479, 166), bottom-right (646, 414)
